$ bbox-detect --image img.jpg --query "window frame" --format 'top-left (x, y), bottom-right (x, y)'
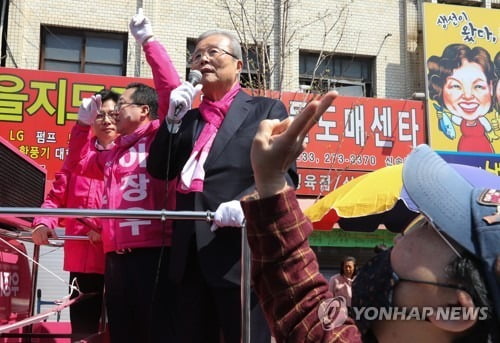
top-left (40, 26), bottom-right (127, 76)
top-left (299, 51), bottom-right (374, 97)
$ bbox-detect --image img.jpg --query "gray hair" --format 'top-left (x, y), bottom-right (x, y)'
top-left (196, 29), bottom-right (242, 60)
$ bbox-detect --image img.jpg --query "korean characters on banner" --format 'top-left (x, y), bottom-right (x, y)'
top-left (295, 169), bottom-right (365, 197)
top-left (0, 67), bottom-right (153, 182)
top-left (0, 67), bottom-right (426, 197)
top-left (285, 94), bottom-right (425, 158)
top-left (280, 93), bottom-right (425, 197)
top-left (423, 3), bottom-right (500, 174)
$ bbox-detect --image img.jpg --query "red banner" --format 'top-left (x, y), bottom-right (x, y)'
top-left (0, 68), bottom-right (426, 198)
top-left (0, 67), bottom-right (153, 182)
top-left (296, 168), bottom-right (366, 197)
top-left (278, 94), bottom-right (426, 171)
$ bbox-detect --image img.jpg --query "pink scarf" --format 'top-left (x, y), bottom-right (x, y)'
top-left (177, 84), bottom-right (241, 193)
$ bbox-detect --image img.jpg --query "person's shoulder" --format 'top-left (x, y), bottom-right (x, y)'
top-left (330, 273), bottom-right (341, 281)
top-left (250, 95), bottom-right (283, 104)
top-left (247, 95), bottom-right (286, 114)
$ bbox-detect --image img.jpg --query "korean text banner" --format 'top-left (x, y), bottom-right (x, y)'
top-left (279, 93), bottom-right (425, 171)
top-left (295, 168), bottom-right (365, 197)
top-left (423, 3), bottom-right (500, 172)
top-left (0, 67), bottom-right (153, 181)
top-left (0, 67), bottom-right (425, 196)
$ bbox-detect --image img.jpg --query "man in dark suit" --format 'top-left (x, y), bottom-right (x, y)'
top-left (147, 29), bottom-right (297, 343)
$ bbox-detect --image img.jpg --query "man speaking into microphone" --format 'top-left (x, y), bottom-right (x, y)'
top-left (147, 29), bottom-right (298, 343)
top-left (167, 69), bottom-right (202, 133)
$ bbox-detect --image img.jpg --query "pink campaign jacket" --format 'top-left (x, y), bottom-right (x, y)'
top-left (33, 139), bottom-right (106, 274)
top-left (66, 41), bottom-right (180, 254)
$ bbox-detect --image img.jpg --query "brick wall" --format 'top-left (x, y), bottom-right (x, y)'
top-left (5, 0), bottom-right (429, 99)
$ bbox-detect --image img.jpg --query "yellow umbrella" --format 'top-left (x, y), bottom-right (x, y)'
top-left (303, 164), bottom-right (415, 232)
top-left (304, 162), bottom-right (500, 232)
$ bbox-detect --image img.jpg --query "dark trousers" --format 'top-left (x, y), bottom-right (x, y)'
top-left (174, 245), bottom-right (270, 343)
top-left (104, 247), bottom-right (174, 343)
top-left (69, 272), bottom-right (105, 340)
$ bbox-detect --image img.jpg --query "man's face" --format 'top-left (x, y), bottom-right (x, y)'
top-left (92, 99), bottom-right (118, 146)
top-left (190, 34), bottom-right (242, 98)
top-left (370, 221), bottom-right (461, 340)
top-left (114, 88), bottom-right (149, 135)
top-left (390, 222), bottom-right (458, 307)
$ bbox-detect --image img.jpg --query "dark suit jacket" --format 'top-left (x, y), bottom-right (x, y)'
top-left (147, 90), bottom-right (298, 287)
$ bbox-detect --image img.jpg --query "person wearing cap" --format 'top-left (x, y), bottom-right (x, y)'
top-left (241, 90), bottom-right (500, 342)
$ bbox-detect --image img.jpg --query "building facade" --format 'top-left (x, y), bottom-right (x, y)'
top-left (1, 0), bottom-right (498, 322)
top-left (2, 0), bottom-right (497, 101)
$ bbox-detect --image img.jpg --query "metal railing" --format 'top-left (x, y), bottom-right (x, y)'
top-left (0, 207), bottom-right (252, 343)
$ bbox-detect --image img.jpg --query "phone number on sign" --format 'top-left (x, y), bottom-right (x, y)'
top-left (297, 152), bottom-right (378, 167)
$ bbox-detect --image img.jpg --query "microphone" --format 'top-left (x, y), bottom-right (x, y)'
top-left (187, 69), bottom-right (202, 86)
top-left (174, 70), bottom-right (202, 117)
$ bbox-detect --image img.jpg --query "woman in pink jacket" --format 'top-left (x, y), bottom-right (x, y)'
top-left (32, 89), bottom-right (119, 340)
top-left (328, 256), bottom-right (358, 307)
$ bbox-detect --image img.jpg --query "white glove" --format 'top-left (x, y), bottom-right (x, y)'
top-left (210, 200), bottom-right (245, 232)
top-left (129, 8), bottom-right (153, 45)
top-left (78, 94), bottom-right (101, 126)
top-left (166, 81), bottom-right (203, 123)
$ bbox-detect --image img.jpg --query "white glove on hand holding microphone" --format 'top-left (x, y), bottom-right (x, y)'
top-left (210, 200), bottom-right (245, 232)
top-left (129, 8), bottom-right (154, 45)
top-left (166, 70), bottom-right (203, 132)
top-left (77, 94), bottom-right (101, 126)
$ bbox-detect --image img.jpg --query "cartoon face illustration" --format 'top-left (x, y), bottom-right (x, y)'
top-left (427, 44), bottom-right (496, 153)
top-left (442, 59), bottom-right (493, 122)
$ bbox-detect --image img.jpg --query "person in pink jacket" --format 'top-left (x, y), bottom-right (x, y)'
top-left (32, 89), bottom-right (119, 340)
top-left (328, 256), bottom-right (357, 307)
top-left (64, 16), bottom-right (180, 342)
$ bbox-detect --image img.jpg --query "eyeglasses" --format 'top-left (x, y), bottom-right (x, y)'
top-left (393, 215), bottom-right (467, 291)
top-left (96, 111), bottom-right (119, 122)
top-left (403, 215), bottom-right (463, 259)
top-left (188, 47), bottom-right (238, 64)
top-left (393, 271), bottom-right (468, 291)
top-left (114, 102), bottom-right (144, 112)
top-left (372, 249), bottom-right (467, 313)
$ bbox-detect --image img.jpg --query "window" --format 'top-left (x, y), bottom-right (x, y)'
top-left (239, 44), bottom-right (270, 89)
top-left (186, 39), bottom-right (197, 79)
top-left (40, 27), bottom-right (127, 75)
top-left (186, 39), bottom-right (268, 88)
top-left (299, 52), bottom-right (374, 97)
top-left (437, 0), bottom-right (482, 6)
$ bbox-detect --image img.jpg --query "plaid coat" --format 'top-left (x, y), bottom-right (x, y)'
top-left (242, 188), bottom-right (362, 343)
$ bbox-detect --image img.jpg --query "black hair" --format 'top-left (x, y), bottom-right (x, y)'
top-left (126, 82), bottom-right (158, 120)
top-left (448, 252), bottom-right (499, 343)
top-left (97, 88), bottom-right (120, 103)
top-left (340, 256), bottom-right (357, 277)
top-left (427, 44), bottom-right (495, 112)
top-left (374, 244), bottom-right (389, 254)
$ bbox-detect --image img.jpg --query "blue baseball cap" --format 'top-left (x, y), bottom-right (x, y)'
top-left (403, 144), bottom-right (500, 324)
